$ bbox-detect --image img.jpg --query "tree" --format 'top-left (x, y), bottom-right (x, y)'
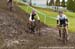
top-left (55, 0), bottom-right (60, 11)
top-left (73, 0), bottom-right (75, 12)
top-left (29, 0), bottom-right (32, 6)
top-left (55, 0), bottom-right (60, 6)
top-left (67, 0), bottom-right (74, 12)
top-left (61, 0), bottom-right (65, 7)
top-left (46, 0), bottom-right (49, 6)
top-left (49, 0), bottom-right (54, 6)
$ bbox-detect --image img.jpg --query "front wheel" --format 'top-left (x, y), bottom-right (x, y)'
top-left (62, 28), bottom-right (67, 44)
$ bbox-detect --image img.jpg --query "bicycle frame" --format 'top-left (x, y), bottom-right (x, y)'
top-left (27, 20), bottom-right (40, 35)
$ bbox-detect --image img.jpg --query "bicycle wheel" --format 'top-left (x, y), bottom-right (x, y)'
top-left (62, 28), bottom-right (67, 44)
top-left (30, 22), bottom-right (36, 33)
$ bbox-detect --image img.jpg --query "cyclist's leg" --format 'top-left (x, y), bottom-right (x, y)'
top-left (62, 26), bottom-right (67, 44)
top-left (58, 25), bottom-right (62, 38)
top-left (31, 20), bottom-right (35, 33)
top-left (64, 25), bottom-right (69, 40)
top-left (28, 20), bottom-right (33, 33)
top-left (59, 27), bottom-right (62, 38)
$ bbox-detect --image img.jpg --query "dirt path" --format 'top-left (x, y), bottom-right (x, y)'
top-left (0, 0), bottom-right (75, 49)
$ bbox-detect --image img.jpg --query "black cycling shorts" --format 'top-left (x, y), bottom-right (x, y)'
top-left (59, 24), bottom-right (67, 27)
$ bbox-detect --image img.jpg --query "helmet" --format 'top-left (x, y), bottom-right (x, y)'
top-left (32, 9), bottom-right (36, 14)
top-left (58, 11), bottom-right (63, 13)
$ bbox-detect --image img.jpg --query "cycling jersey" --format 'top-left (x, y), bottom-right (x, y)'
top-left (29, 12), bottom-right (40, 22)
top-left (57, 14), bottom-right (68, 26)
top-left (32, 14), bottom-right (36, 20)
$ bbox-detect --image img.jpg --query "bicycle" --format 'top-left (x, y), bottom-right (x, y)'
top-left (35, 20), bottom-right (41, 36)
top-left (27, 20), bottom-right (41, 35)
top-left (60, 25), bottom-right (68, 44)
top-left (27, 21), bottom-right (36, 34)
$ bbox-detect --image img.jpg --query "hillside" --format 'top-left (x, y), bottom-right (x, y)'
top-left (0, 0), bottom-right (75, 49)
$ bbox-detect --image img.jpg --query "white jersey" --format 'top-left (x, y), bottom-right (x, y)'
top-left (56, 14), bottom-right (68, 20)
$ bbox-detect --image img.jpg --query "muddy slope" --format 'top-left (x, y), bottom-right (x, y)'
top-left (0, 0), bottom-right (75, 49)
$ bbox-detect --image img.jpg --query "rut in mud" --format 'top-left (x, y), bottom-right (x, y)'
top-left (0, 0), bottom-right (75, 49)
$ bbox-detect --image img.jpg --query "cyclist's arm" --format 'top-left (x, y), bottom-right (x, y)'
top-left (57, 20), bottom-right (59, 24)
top-left (66, 19), bottom-right (68, 22)
top-left (65, 16), bottom-right (68, 24)
top-left (56, 16), bottom-right (60, 25)
top-left (37, 14), bottom-right (40, 20)
top-left (65, 16), bottom-right (68, 22)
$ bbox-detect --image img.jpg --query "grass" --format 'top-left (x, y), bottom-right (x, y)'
top-left (34, 7), bottom-right (75, 32)
top-left (19, 5), bottom-right (57, 27)
top-left (16, 0), bottom-right (75, 32)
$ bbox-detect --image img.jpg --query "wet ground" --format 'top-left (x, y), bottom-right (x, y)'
top-left (0, 0), bottom-right (75, 49)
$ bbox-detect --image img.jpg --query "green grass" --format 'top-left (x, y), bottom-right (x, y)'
top-left (16, 0), bottom-right (75, 32)
top-left (34, 7), bottom-right (75, 32)
top-left (65, 12), bottom-right (75, 32)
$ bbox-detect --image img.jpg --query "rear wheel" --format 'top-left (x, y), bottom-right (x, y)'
top-left (30, 22), bottom-right (36, 34)
top-left (36, 25), bottom-right (41, 36)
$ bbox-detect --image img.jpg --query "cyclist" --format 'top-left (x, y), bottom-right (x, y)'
top-left (29, 10), bottom-right (40, 33)
top-left (56, 11), bottom-right (69, 40)
top-left (7, 0), bottom-right (13, 11)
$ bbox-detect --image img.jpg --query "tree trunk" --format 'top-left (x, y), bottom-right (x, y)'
top-left (61, 0), bottom-right (65, 7)
top-left (55, 0), bottom-right (60, 6)
top-left (49, 0), bottom-right (54, 6)
top-left (55, 0), bottom-right (60, 11)
top-left (46, 0), bottom-right (49, 6)
top-left (30, 0), bottom-right (32, 6)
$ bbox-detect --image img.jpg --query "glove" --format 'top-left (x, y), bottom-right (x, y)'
top-left (65, 22), bottom-right (68, 25)
top-left (57, 24), bottom-right (60, 27)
